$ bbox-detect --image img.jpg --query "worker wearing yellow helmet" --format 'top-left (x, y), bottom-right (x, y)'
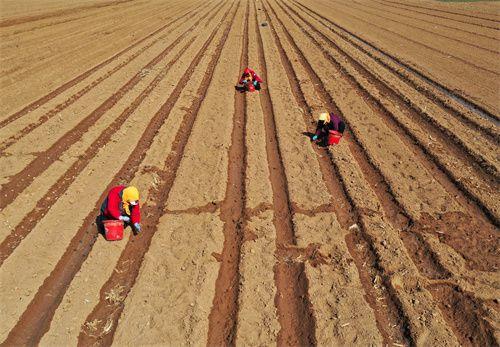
top-left (99, 185), bottom-right (142, 234)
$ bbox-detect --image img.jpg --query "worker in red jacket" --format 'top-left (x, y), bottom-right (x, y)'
top-left (99, 185), bottom-right (141, 234)
top-left (238, 67), bottom-right (263, 92)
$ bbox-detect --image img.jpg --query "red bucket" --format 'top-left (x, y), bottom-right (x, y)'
top-left (103, 220), bottom-right (124, 241)
top-left (328, 130), bottom-right (342, 145)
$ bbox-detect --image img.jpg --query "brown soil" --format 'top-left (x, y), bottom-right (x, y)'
top-left (1, 0), bottom-right (498, 345)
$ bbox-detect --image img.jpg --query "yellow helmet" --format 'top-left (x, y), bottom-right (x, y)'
top-left (318, 112), bottom-right (330, 122)
top-left (122, 186), bottom-right (139, 203)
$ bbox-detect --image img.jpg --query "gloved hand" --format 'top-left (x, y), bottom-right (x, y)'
top-left (312, 135), bottom-right (318, 141)
top-left (119, 215), bottom-right (130, 223)
top-left (134, 223), bottom-right (141, 233)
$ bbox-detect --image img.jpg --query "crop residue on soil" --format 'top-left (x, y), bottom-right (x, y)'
top-left (0, 0), bottom-right (498, 345)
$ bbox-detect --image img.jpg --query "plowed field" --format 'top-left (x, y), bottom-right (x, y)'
top-left (0, 0), bottom-right (499, 345)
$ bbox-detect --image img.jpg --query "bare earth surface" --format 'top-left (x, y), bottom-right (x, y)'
top-left (0, 0), bottom-right (499, 346)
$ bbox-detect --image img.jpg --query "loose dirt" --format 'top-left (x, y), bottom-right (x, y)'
top-left (1, 0), bottom-right (498, 345)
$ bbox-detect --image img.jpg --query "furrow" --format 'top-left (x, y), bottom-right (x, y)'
top-left (284, 0), bottom-right (500, 225)
top-left (206, 1), bottom-right (248, 345)
top-left (379, 0), bottom-right (500, 26)
top-left (0, 0), bottom-right (133, 28)
top-left (0, 3), bottom-right (221, 211)
top-left (427, 284), bottom-right (498, 346)
top-left (283, 0), bottom-right (499, 270)
top-left (264, 17), bottom-right (457, 344)
top-left (0, 1), bottom-right (199, 128)
top-left (76, 3), bottom-right (238, 345)
top-left (362, 0), bottom-right (498, 40)
top-left (279, 0), bottom-right (458, 215)
top-left (0, 1), bottom-right (218, 152)
top-left (110, 1), bottom-right (247, 343)
top-left (39, 2), bottom-right (234, 344)
top-left (234, 3), bottom-right (279, 345)
top-left (0, 0), bottom-right (158, 63)
top-left (294, 0), bottom-right (500, 121)
top-left (1, 0), bottom-right (223, 228)
top-left (0, 10), bottom-right (207, 241)
top-left (0, 4), bottom-right (171, 93)
top-left (0, 4), bottom-right (184, 174)
top-left (304, 3), bottom-right (498, 76)
top-left (0, 12), bottom-right (95, 38)
top-left (0, 3), bottom-right (232, 345)
top-left (342, 0), bottom-right (499, 54)
top-left (260, 2), bottom-right (355, 229)
top-left (263, 1), bottom-right (411, 344)
top-left (313, 7), bottom-right (499, 142)
top-left (0, 37), bottom-right (196, 266)
top-left (270, 0), bottom-right (498, 343)
top-left (254, 4), bottom-right (316, 346)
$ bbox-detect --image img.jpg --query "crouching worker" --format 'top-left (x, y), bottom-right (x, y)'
top-left (238, 67), bottom-right (263, 92)
top-left (312, 112), bottom-right (345, 146)
top-left (98, 185), bottom-right (141, 235)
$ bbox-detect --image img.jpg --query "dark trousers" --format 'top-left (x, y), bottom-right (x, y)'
top-left (315, 121), bottom-right (345, 145)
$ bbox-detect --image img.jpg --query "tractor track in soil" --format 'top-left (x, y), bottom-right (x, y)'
top-left (0, 2), bottom-right (224, 211)
top-left (0, 2), bottom-right (216, 153)
top-left (294, 0), bottom-right (500, 123)
top-left (283, 0), bottom-right (500, 228)
top-left (0, 1), bottom-right (200, 129)
top-left (1, 2), bottom-right (233, 345)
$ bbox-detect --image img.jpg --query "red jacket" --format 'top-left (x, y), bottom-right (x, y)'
top-left (239, 67), bottom-right (263, 84)
top-left (100, 185), bottom-right (141, 224)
